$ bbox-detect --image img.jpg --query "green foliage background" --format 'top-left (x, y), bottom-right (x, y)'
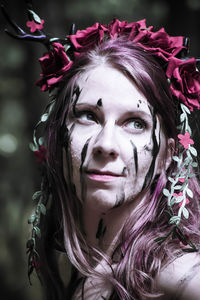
top-left (0, 0), bottom-right (200, 299)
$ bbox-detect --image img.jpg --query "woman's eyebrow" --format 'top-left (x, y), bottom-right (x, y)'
top-left (75, 101), bottom-right (102, 111)
top-left (120, 110), bottom-right (153, 121)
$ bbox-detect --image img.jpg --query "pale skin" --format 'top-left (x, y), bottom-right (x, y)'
top-left (63, 64), bottom-right (200, 299)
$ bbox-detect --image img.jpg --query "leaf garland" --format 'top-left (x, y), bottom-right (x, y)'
top-left (160, 103), bottom-right (198, 251)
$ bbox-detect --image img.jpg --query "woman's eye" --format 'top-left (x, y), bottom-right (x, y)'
top-left (76, 111), bottom-right (97, 123)
top-left (125, 118), bottom-right (145, 131)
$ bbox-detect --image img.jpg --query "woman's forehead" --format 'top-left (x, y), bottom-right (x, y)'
top-left (74, 65), bottom-right (152, 114)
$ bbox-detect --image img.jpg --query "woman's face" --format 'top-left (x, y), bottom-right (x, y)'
top-left (65, 65), bottom-right (170, 212)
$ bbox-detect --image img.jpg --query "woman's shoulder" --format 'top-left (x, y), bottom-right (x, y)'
top-left (156, 252), bottom-right (200, 300)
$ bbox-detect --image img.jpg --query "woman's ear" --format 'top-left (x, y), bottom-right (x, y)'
top-left (165, 138), bottom-right (175, 171)
top-left (156, 137), bottom-right (175, 175)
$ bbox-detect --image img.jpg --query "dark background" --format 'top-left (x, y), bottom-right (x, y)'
top-left (0, 0), bottom-right (200, 299)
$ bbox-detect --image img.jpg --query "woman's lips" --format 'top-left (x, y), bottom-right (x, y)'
top-left (86, 170), bottom-right (122, 182)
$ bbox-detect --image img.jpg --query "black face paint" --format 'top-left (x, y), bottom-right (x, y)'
top-left (72, 85), bottom-right (82, 116)
top-left (79, 137), bottom-right (91, 202)
top-left (64, 124), bottom-right (77, 195)
top-left (122, 167), bottom-right (127, 176)
top-left (130, 140), bottom-right (138, 175)
top-left (142, 108), bottom-right (160, 190)
top-left (137, 99), bottom-right (142, 108)
top-left (96, 218), bottom-right (107, 239)
top-left (113, 192), bottom-right (125, 208)
top-left (97, 98), bottom-right (102, 107)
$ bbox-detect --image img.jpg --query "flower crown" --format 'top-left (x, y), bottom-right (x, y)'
top-left (2, 3), bottom-right (200, 283)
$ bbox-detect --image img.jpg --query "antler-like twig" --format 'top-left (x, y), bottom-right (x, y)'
top-left (1, 4), bottom-right (47, 44)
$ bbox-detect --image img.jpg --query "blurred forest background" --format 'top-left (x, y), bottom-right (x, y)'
top-left (0, 0), bottom-right (200, 299)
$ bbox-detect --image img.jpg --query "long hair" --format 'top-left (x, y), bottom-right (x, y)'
top-left (38, 37), bottom-right (200, 299)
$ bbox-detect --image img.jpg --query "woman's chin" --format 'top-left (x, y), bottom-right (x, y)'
top-left (84, 189), bottom-right (121, 212)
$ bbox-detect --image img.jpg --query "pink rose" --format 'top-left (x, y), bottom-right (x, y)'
top-left (36, 42), bottom-right (73, 91)
top-left (166, 57), bottom-right (200, 110)
top-left (69, 22), bottom-right (108, 52)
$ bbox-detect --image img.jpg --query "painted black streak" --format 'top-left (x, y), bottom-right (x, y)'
top-left (137, 99), bottom-right (142, 108)
top-left (96, 218), bottom-right (105, 239)
top-left (64, 124), bottom-right (77, 196)
top-left (142, 108), bottom-right (160, 190)
top-left (130, 140), bottom-right (138, 175)
top-left (122, 167), bottom-right (127, 176)
top-left (72, 86), bottom-right (81, 116)
top-left (80, 138), bottom-right (91, 202)
top-left (97, 98), bottom-right (102, 107)
top-left (113, 193), bottom-right (125, 208)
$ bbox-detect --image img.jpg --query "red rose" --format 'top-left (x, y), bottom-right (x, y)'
top-left (108, 18), bottom-right (150, 41)
top-left (36, 42), bottom-right (73, 91)
top-left (166, 57), bottom-right (200, 110)
top-left (108, 18), bottom-right (131, 39)
top-left (108, 19), bottom-right (184, 64)
top-left (69, 22), bottom-right (108, 52)
top-left (136, 28), bottom-right (184, 63)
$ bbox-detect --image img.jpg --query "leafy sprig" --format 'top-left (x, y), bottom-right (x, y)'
top-left (159, 104), bottom-right (198, 251)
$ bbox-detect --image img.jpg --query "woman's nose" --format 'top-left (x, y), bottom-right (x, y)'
top-left (92, 123), bottom-right (119, 158)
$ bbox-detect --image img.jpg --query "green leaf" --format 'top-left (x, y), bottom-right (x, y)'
top-left (188, 173), bottom-right (195, 178)
top-left (40, 204), bottom-right (46, 215)
top-left (174, 185), bottom-right (182, 190)
top-left (32, 191), bottom-right (42, 201)
top-left (170, 197), bottom-right (176, 206)
top-left (174, 196), bottom-right (183, 203)
top-left (34, 226), bottom-right (41, 238)
top-left (38, 137), bottom-right (44, 146)
top-left (163, 188), bottom-right (170, 197)
top-left (181, 103), bottom-right (191, 114)
top-left (41, 113), bottom-right (48, 122)
top-left (28, 10), bottom-right (42, 24)
top-left (189, 146), bottom-right (197, 157)
top-left (169, 216), bottom-right (181, 225)
top-left (29, 143), bottom-right (38, 152)
top-left (172, 156), bottom-right (180, 162)
top-left (183, 207), bottom-right (189, 219)
top-left (28, 214), bottom-right (36, 224)
top-left (191, 162), bottom-right (198, 168)
top-left (186, 188), bottom-right (193, 198)
top-left (180, 113), bottom-right (185, 122)
top-left (168, 177), bottom-right (174, 183)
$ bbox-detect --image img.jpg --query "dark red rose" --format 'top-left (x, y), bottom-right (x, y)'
top-left (108, 19), bottom-right (130, 39)
top-left (69, 22), bottom-right (108, 52)
top-left (166, 57), bottom-right (200, 111)
top-left (34, 145), bottom-right (46, 163)
top-left (36, 42), bottom-right (73, 91)
top-left (108, 18), bottom-right (150, 41)
top-left (108, 19), bottom-right (184, 64)
top-left (135, 28), bottom-right (185, 63)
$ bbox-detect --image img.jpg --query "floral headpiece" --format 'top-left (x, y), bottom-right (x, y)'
top-left (2, 2), bottom-right (200, 283)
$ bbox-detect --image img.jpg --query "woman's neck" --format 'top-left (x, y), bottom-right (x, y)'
top-left (82, 196), bottom-right (143, 255)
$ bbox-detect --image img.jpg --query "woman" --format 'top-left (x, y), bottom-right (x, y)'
top-left (35, 36), bottom-right (200, 299)
top-left (3, 6), bottom-right (200, 299)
